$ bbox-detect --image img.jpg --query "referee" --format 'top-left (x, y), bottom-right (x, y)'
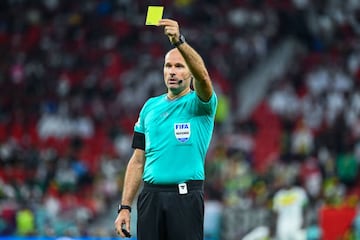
top-left (114, 18), bottom-right (218, 240)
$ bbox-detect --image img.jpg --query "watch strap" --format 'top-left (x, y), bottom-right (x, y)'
top-left (118, 204), bottom-right (132, 213)
top-left (173, 34), bottom-right (185, 47)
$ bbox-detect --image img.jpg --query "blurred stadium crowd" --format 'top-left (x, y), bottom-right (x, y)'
top-left (0, 0), bottom-right (360, 239)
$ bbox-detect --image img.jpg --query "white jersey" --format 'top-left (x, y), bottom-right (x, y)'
top-left (273, 186), bottom-right (308, 240)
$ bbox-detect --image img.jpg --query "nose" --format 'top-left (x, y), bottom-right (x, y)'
top-left (170, 73), bottom-right (176, 77)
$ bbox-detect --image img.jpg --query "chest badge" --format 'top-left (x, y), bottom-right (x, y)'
top-left (174, 123), bottom-right (191, 142)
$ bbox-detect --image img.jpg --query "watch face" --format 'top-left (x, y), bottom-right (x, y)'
top-left (118, 205), bottom-right (131, 213)
top-left (180, 35), bottom-right (185, 43)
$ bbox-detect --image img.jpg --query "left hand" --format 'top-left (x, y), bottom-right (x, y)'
top-left (114, 210), bottom-right (131, 238)
top-left (158, 19), bottom-right (180, 45)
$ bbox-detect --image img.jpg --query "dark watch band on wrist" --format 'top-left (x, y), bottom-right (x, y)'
top-left (118, 204), bottom-right (132, 213)
top-left (173, 34), bottom-right (186, 47)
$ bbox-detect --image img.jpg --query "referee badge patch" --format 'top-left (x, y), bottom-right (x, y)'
top-left (174, 123), bottom-right (191, 142)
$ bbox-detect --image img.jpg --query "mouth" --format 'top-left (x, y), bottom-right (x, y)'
top-left (168, 78), bottom-right (180, 85)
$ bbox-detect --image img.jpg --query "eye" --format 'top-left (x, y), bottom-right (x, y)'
top-left (175, 63), bottom-right (184, 68)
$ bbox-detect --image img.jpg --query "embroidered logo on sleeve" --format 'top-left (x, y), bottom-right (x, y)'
top-left (174, 123), bottom-right (191, 142)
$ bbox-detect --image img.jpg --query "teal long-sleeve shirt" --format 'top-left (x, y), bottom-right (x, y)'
top-left (134, 91), bottom-right (217, 184)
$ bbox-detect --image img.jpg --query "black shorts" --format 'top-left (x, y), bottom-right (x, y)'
top-left (137, 180), bottom-right (204, 240)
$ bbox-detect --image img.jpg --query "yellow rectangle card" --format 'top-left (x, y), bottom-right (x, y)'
top-left (145, 6), bottom-right (164, 25)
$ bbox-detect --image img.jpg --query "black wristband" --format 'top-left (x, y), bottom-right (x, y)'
top-left (172, 34), bottom-right (186, 47)
top-left (118, 204), bottom-right (132, 214)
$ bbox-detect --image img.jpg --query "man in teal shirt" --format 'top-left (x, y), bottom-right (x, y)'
top-left (114, 18), bottom-right (217, 240)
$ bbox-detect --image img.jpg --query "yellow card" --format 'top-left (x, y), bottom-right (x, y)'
top-left (145, 6), bottom-right (164, 25)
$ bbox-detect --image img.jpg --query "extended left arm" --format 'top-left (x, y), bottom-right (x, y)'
top-left (177, 43), bottom-right (213, 101)
top-left (158, 19), bottom-right (214, 101)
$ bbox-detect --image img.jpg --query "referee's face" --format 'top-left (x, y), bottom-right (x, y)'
top-left (164, 49), bottom-right (191, 94)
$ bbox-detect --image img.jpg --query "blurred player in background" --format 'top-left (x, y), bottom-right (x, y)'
top-left (272, 177), bottom-right (308, 240)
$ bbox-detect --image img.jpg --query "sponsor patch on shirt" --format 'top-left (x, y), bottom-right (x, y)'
top-left (174, 123), bottom-right (191, 142)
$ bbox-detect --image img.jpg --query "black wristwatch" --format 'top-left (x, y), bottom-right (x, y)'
top-left (173, 34), bottom-right (186, 47)
top-left (118, 204), bottom-right (132, 214)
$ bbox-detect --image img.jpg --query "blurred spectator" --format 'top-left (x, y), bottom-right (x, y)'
top-left (268, 79), bottom-right (300, 119)
top-left (353, 205), bottom-right (360, 240)
top-left (291, 119), bottom-right (314, 157)
top-left (300, 156), bottom-right (322, 201)
top-left (204, 199), bottom-right (223, 240)
top-left (335, 148), bottom-right (359, 188)
top-left (205, 143), bottom-right (228, 201)
top-left (16, 205), bottom-right (35, 236)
